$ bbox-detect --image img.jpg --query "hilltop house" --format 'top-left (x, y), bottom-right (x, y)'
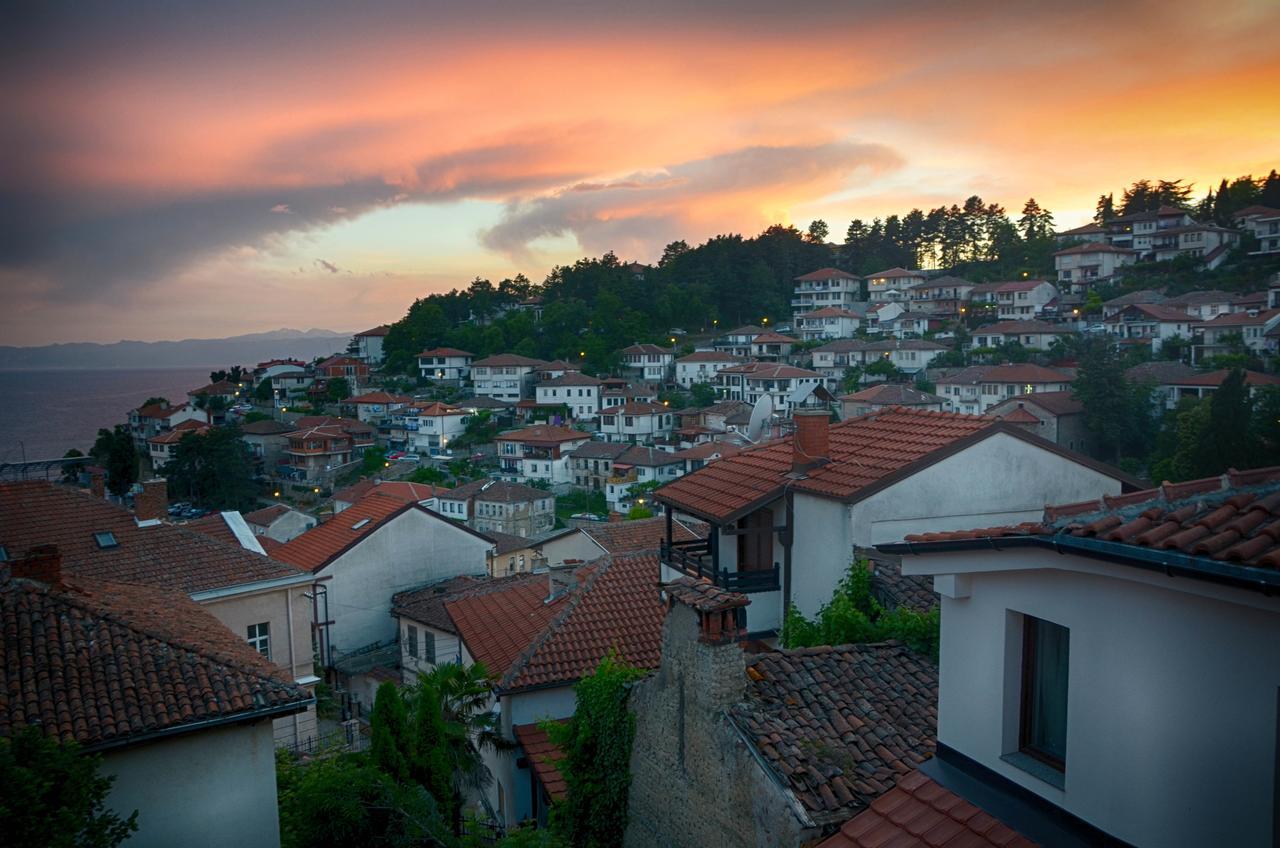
top-left (653, 409), bottom-right (1134, 635)
top-left (417, 347), bottom-right (474, 382)
top-left (620, 344), bottom-right (675, 383)
top-left (279, 425), bottom-right (355, 481)
top-left (471, 354), bottom-right (547, 402)
top-left (1053, 242), bottom-right (1138, 289)
top-left (352, 325), bottom-right (390, 364)
top-left (906, 275), bottom-right (975, 318)
top-left (794, 306), bottom-right (866, 341)
top-left (316, 355), bottom-right (370, 388)
top-left (1235, 204), bottom-right (1280, 254)
top-left (874, 468), bottom-right (1280, 847)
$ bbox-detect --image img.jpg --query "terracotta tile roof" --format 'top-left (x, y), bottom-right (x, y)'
top-left (730, 642), bottom-right (938, 820)
top-left (190, 379), bottom-right (239, 396)
top-left (1113, 303), bottom-right (1193, 322)
top-left (512, 722), bottom-right (568, 800)
top-left (503, 553), bottom-right (665, 691)
top-left (615, 445), bottom-right (682, 468)
top-left (444, 479), bottom-right (546, 504)
top-left (471, 354), bottom-right (548, 368)
top-left (840, 384), bottom-right (945, 406)
top-left (580, 516), bottom-right (704, 555)
top-left (662, 576), bottom-right (749, 612)
top-left (293, 415), bottom-right (375, 436)
top-left (355, 325), bottom-right (391, 336)
top-left (818, 770), bottom-right (1037, 848)
top-left (239, 419), bottom-right (293, 435)
top-left (720, 362), bottom-right (822, 380)
top-left (813, 339), bottom-right (873, 354)
top-left (752, 331), bottom-right (799, 344)
top-left (913, 275), bottom-right (976, 290)
top-left (677, 351), bottom-right (744, 363)
top-left (1103, 289), bottom-right (1166, 308)
top-left (992, 406), bottom-right (1040, 423)
top-left (1056, 222), bottom-right (1107, 236)
top-left (1194, 308), bottom-right (1280, 327)
top-left (540, 372), bottom-right (602, 387)
top-left (348, 391), bottom-right (412, 404)
top-left (243, 504), bottom-right (291, 527)
top-left (861, 339), bottom-right (948, 352)
top-left (971, 320), bottom-right (1071, 336)
top-left (796, 267), bottom-right (861, 281)
top-left (870, 558), bottom-right (938, 613)
top-left (411, 402), bottom-right (466, 417)
top-left (272, 493), bottom-right (414, 572)
top-left (418, 347), bottom-right (474, 357)
top-left (1124, 361), bottom-right (1201, 384)
top-left (1163, 289), bottom-right (1234, 306)
top-left (990, 391), bottom-right (1082, 417)
top-left (1, 573), bottom-right (310, 748)
top-left (991, 280), bottom-right (1049, 292)
top-left (902, 467), bottom-right (1280, 570)
top-left (184, 513), bottom-right (246, 549)
top-left (610, 400), bottom-right (668, 415)
top-left (569, 442), bottom-right (631, 460)
top-left (391, 575), bottom-right (486, 633)
top-left (620, 344), bottom-right (674, 356)
top-left (148, 420), bottom-right (209, 444)
top-left (655, 409), bottom-right (996, 522)
top-left (1234, 205), bottom-right (1280, 219)
top-left (671, 441), bottom-right (742, 461)
top-left (724, 324), bottom-right (766, 337)
top-left (867, 267), bottom-right (924, 279)
top-left (1053, 241), bottom-right (1137, 256)
top-left (488, 530), bottom-right (535, 555)
top-left (496, 425), bottom-right (590, 445)
top-left (1167, 369), bottom-right (1280, 388)
top-left (935, 364), bottom-right (1072, 386)
top-left (446, 572), bottom-right (578, 679)
top-left (0, 482), bottom-right (304, 594)
top-left (800, 306), bottom-right (866, 319)
top-left (331, 478), bottom-right (377, 504)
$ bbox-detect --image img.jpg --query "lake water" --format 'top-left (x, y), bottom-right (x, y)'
top-left (0, 367), bottom-right (216, 462)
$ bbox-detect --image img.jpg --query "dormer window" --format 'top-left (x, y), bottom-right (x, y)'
top-left (93, 532), bottom-right (118, 549)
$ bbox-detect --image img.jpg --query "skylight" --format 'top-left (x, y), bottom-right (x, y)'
top-left (351, 519), bottom-right (370, 530)
top-left (93, 531), bottom-right (118, 549)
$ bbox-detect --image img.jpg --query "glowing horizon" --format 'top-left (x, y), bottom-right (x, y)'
top-left (3, 0), bottom-right (1277, 344)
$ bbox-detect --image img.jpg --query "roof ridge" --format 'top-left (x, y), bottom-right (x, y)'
top-left (498, 559), bottom-right (610, 689)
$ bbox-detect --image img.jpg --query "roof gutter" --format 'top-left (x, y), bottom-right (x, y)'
top-left (83, 695), bottom-right (315, 754)
top-left (878, 534), bottom-right (1280, 596)
top-left (189, 570), bottom-right (318, 602)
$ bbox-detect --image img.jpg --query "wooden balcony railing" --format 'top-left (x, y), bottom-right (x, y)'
top-left (660, 539), bottom-right (780, 594)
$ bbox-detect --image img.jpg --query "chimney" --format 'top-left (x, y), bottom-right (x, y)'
top-left (135, 479), bottom-right (169, 522)
top-left (546, 565), bottom-right (576, 604)
top-left (663, 578), bottom-right (750, 647)
top-left (12, 545), bottom-right (62, 586)
top-left (791, 408), bottom-right (830, 475)
top-left (89, 468), bottom-right (106, 499)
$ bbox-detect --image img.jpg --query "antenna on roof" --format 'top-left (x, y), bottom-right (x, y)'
top-left (742, 394), bottom-right (774, 444)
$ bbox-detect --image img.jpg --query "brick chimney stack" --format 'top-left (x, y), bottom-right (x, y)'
top-left (664, 578), bottom-right (750, 646)
top-left (792, 408), bottom-right (830, 475)
top-left (88, 468), bottom-right (106, 499)
top-left (135, 479), bottom-right (169, 522)
top-left (12, 545), bottom-right (63, 586)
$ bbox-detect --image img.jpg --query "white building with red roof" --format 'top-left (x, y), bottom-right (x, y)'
top-left (793, 305), bottom-right (867, 341)
top-left (409, 401), bottom-right (469, 456)
top-left (619, 343), bottom-right (675, 382)
top-left (750, 330), bottom-right (799, 361)
top-left (792, 267), bottom-right (863, 322)
top-left (534, 371), bottom-right (603, 420)
top-left (495, 424), bottom-right (592, 485)
top-left (347, 390), bottom-right (413, 422)
top-left (471, 353), bottom-right (548, 401)
top-left (654, 408), bottom-right (1136, 634)
top-left (147, 418), bottom-right (209, 467)
top-left (1102, 303), bottom-right (1195, 353)
top-left (1053, 241), bottom-right (1138, 290)
top-left (674, 350), bottom-right (746, 387)
top-left (936, 364), bottom-right (1075, 414)
top-left (417, 347), bottom-right (474, 382)
top-left (1235, 205), bottom-right (1280, 255)
top-left (988, 279), bottom-right (1059, 319)
top-left (715, 362), bottom-right (825, 414)
top-left (352, 324), bottom-right (390, 364)
top-left (1192, 308), bottom-right (1280, 363)
top-left (968, 319), bottom-right (1075, 352)
top-left (597, 400), bottom-right (674, 444)
top-left (865, 267), bottom-right (927, 302)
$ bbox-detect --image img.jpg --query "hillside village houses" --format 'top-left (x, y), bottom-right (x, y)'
top-left (619, 343), bottom-right (675, 382)
top-left (471, 353), bottom-right (547, 401)
top-left (352, 324), bottom-right (390, 364)
top-left (793, 305), bottom-right (866, 340)
top-left (714, 362), bottom-right (825, 414)
top-left (534, 370), bottom-right (603, 419)
top-left (790, 267), bottom-right (863, 322)
top-left (936, 363), bottom-right (1074, 414)
top-left (1236, 204), bottom-right (1280, 254)
top-left (496, 424), bottom-right (592, 486)
top-left (348, 390), bottom-right (412, 422)
top-left (603, 445), bottom-right (684, 512)
top-left (1054, 241), bottom-right (1138, 287)
top-left (434, 478), bottom-right (556, 538)
top-left (968, 319), bottom-right (1075, 351)
top-left (865, 266), bottom-right (927, 301)
top-left (598, 400), bottom-right (674, 443)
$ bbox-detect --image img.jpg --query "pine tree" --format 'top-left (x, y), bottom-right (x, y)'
top-left (1260, 170), bottom-right (1280, 208)
top-left (370, 681), bottom-right (412, 784)
top-left (1094, 193), bottom-right (1115, 223)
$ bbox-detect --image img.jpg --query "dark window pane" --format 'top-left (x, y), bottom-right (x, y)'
top-left (1022, 616), bottom-right (1069, 768)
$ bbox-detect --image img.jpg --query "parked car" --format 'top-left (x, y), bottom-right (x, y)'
top-left (387, 451), bottom-right (406, 460)
top-left (570, 513), bottom-right (607, 522)
top-left (1082, 323), bottom-right (1107, 334)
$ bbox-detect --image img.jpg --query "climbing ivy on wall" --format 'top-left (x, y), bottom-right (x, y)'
top-left (544, 651), bottom-right (646, 848)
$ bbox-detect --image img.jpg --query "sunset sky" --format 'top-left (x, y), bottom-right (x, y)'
top-left (2, 0), bottom-right (1278, 345)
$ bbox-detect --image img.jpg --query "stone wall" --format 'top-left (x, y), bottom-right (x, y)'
top-left (624, 603), bottom-right (816, 848)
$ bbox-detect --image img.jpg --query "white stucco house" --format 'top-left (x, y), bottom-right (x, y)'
top-left (1053, 242), bottom-right (1138, 290)
top-left (654, 408), bottom-right (1136, 636)
top-left (534, 371), bottom-right (603, 420)
top-left (495, 425), bottom-right (592, 485)
top-left (597, 401), bottom-right (674, 444)
top-left (471, 354), bottom-right (548, 401)
top-left (968, 320), bottom-right (1075, 352)
top-left (876, 467), bottom-right (1280, 848)
top-left (674, 351), bottom-right (745, 388)
top-left (417, 347), bottom-right (474, 382)
top-left (619, 344), bottom-right (675, 383)
top-left (410, 401), bottom-right (470, 456)
top-left (273, 492), bottom-right (492, 658)
top-left (1102, 303), bottom-right (1195, 353)
top-left (936, 364), bottom-right (1074, 414)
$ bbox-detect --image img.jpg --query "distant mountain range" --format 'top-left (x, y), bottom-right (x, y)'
top-left (0, 328), bottom-right (355, 370)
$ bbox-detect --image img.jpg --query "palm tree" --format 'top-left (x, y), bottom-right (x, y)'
top-left (405, 662), bottom-right (513, 834)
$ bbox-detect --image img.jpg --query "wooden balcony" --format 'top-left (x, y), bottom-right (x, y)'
top-left (660, 539), bottom-right (780, 594)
